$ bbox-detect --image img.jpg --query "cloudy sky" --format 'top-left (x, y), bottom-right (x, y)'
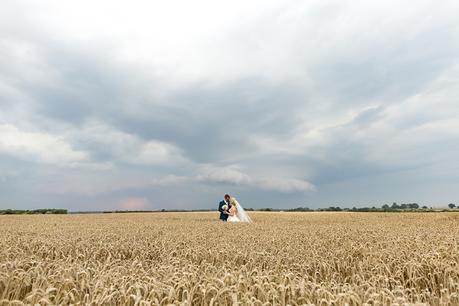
top-left (1, 0), bottom-right (459, 211)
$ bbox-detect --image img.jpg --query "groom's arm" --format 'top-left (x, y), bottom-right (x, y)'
top-left (218, 202), bottom-right (223, 212)
top-left (218, 202), bottom-right (229, 214)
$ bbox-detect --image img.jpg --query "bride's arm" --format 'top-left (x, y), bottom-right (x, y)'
top-left (230, 206), bottom-right (238, 216)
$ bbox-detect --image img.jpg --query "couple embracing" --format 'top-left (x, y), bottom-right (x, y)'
top-left (218, 194), bottom-right (252, 223)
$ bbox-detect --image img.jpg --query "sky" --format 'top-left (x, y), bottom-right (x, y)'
top-left (1, 0), bottom-right (459, 211)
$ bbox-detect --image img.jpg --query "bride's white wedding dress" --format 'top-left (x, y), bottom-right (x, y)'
top-left (227, 214), bottom-right (241, 222)
top-left (227, 199), bottom-right (252, 223)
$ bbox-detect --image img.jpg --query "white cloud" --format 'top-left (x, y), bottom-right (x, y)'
top-left (130, 141), bottom-right (184, 165)
top-left (196, 165), bottom-right (252, 185)
top-left (256, 177), bottom-right (316, 193)
top-left (76, 120), bottom-right (187, 166)
top-left (160, 165), bottom-right (317, 193)
top-left (110, 164), bottom-right (318, 193)
top-left (0, 123), bottom-right (88, 165)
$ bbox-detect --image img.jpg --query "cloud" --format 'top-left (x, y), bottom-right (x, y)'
top-left (196, 166), bottom-right (252, 185)
top-left (72, 120), bottom-right (187, 166)
top-left (196, 170), bottom-right (317, 193)
top-left (147, 165), bottom-right (316, 193)
top-left (255, 177), bottom-right (316, 193)
top-left (155, 166), bottom-right (317, 193)
top-left (150, 175), bottom-right (191, 187)
top-left (0, 123), bottom-right (88, 165)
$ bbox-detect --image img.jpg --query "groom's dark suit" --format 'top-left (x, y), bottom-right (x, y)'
top-left (218, 200), bottom-right (229, 221)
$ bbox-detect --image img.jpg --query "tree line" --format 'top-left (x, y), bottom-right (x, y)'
top-left (0, 209), bottom-right (68, 215)
top-left (249, 202), bottom-right (457, 212)
top-left (1, 203), bottom-right (457, 214)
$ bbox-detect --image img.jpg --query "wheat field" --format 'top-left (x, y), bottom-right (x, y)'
top-left (0, 212), bottom-right (458, 305)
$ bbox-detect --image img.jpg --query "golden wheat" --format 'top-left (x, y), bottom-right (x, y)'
top-left (1, 212), bottom-right (458, 305)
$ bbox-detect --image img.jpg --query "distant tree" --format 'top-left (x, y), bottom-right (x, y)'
top-left (391, 202), bottom-right (400, 209)
top-left (289, 207), bottom-right (310, 212)
top-left (422, 206), bottom-right (428, 209)
top-left (408, 203), bottom-right (419, 209)
top-left (259, 208), bottom-right (272, 212)
top-left (382, 204), bottom-right (390, 210)
top-left (448, 203), bottom-right (456, 209)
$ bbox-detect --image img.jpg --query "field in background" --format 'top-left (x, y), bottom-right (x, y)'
top-left (1, 212), bottom-right (458, 305)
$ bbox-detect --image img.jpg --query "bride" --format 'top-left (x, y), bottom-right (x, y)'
top-left (226, 197), bottom-right (252, 223)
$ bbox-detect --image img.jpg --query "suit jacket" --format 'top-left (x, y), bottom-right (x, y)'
top-left (218, 200), bottom-right (229, 221)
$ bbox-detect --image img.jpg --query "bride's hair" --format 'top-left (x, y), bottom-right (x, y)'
top-left (231, 198), bottom-right (252, 223)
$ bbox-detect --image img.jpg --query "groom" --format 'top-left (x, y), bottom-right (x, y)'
top-left (218, 194), bottom-right (231, 221)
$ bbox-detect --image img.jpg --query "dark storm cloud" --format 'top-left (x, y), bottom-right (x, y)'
top-left (110, 80), bottom-right (308, 163)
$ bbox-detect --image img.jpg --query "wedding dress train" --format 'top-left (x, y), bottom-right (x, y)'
top-left (227, 215), bottom-right (241, 222)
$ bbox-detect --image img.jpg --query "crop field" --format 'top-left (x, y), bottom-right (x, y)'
top-left (1, 212), bottom-right (459, 305)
